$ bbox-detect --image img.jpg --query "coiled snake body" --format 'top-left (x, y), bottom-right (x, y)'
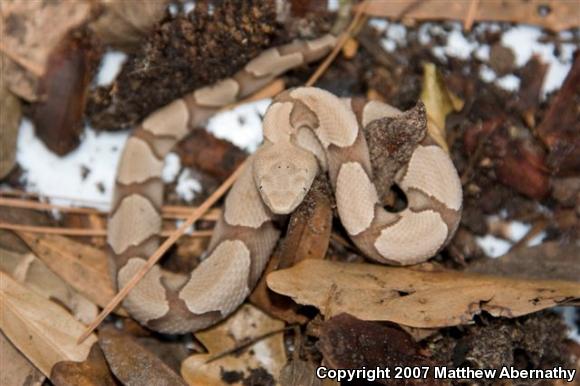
top-left (107, 35), bottom-right (462, 334)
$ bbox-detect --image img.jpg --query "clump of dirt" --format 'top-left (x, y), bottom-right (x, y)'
top-left (87, 0), bottom-right (283, 130)
top-left (428, 312), bottom-right (572, 385)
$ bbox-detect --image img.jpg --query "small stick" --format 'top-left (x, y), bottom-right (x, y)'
top-left (0, 197), bottom-right (221, 221)
top-left (464, 0), bottom-right (480, 31)
top-left (77, 160), bottom-right (247, 343)
top-left (0, 222), bottom-right (213, 238)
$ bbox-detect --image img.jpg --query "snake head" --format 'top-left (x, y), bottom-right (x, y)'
top-left (253, 141), bottom-right (318, 215)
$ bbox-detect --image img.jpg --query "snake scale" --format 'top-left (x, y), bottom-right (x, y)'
top-left (107, 34), bottom-right (462, 334)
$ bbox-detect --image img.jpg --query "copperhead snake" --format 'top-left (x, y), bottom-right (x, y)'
top-left (107, 34), bottom-right (462, 334)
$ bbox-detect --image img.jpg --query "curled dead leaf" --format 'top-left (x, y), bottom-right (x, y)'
top-left (0, 247), bottom-right (98, 324)
top-left (266, 260), bottom-right (580, 328)
top-left (0, 271), bottom-right (97, 377)
top-left (0, 0), bottom-right (93, 101)
top-left (420, 63), bottom-right (464, 152)
top-left (0, 332), bottom-right (45, 386)
top-left (16, 232), bottom-right (124, 315)
top-left (98, 325), bottom-right (187, 386)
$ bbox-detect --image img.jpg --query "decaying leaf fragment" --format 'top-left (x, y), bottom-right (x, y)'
top-left (318, 314), bottom-right (442, 386)
top-left (0, 247), bottom-right (98, 324)
top-left (98, 325), bottom-right (187, 386)
top-left (0, 0), bottom-right (93, 101)
top-left (267, 260), bottom-right (580, 328)
top-left (16, 232), bottom-right (121, 313)
top-left (51, 343), bottom-right (117, 386)
top-left (90, 0), bottom-right (170, 49)
top-left (420, 63), bottom-right (463, 152)
top-left (0, 332), bottom-right (45, 386)
top-left (181, 304), bottom-right (287, 386)
top-left (0, 271), bottom-right (97, 377)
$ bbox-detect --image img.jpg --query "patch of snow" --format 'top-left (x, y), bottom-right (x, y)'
top-left (206, 99), bottom-right (270, 152)
top-left (327, 0), bottom-right (339, 12)
top-left (507, 221), bottom-right (531, 242)
top-left (495, 74), bottom-right (521, 92)
top-left (558, 307), bottom-right (580, 343)
top-left (479, 65), bottom-right (497, 82)
top-left (443, 28), bottom-right (478, 60)
top-left (96, 51), bottom-right (127, 86)
top-left (501, 25), bottom-right (576, 96)
top-left (162, 153), bottom-right (181, 183)
top-left (527, 231), bottom-right (546, 247)
top-left (474, 44), bottom-right (490, 61)
top-left (175, 169), bottom-right (202, 202)
top-left (16, 120), bottom-right (128, 211)
top-left (476, 234), bottom-right (512, 258)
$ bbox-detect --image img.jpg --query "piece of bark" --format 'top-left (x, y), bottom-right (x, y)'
top-left (0, 332), bottom-right (45, 386)
top-left (513, 55), bottom-right (548, 128)
top-left (0, 271), bottom-right (97, 378)
top-left (181, 304), bottom-right (286, 386)
top-left (318, 314), bottom-right (442, 386)
top-left (0, 73), bottom-right (22, 179)
top-left (177, 130), bottom-right (247, 181)
top-left (536, 52), bottom-right (580, 176)
top-left (250, 175), bottom-right (332, 324)
top-left (267, 260), bottom-right (580, 328)
top-left (16, 232), bottom-right (123, 314)
top-left (30, 32), bottom-right (101, 155)
top-left (99, 325), bottom-right (187, 386)
top-left (0, 247), bottom-right (98, 324)
top-left (0, 0), bottom-right (93, 101)
top-left (358, 0), bottom-right (578, 32)
top-left (489, 43), bottom-right (515, 76)
top-left (90, 0), bottom-right (170, 50)
top-left (467, 242), bottom-right (580, 282)
top-left (51, 343), bottom-right (117, 386)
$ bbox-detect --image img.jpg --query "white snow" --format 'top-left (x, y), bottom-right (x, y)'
top-left (16, 120), bottom-right (129, 211)
top-left (96, 51), bottom-right (127, 86)
top-left (175, 169), bottom-right (202, 202)
top-left (206, 99), bottom-right (271, 152)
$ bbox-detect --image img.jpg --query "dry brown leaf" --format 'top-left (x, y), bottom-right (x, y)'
top-left (50, 343), bottom-right (117, 386)
top-left (98, 325), bottom-right (187, 386)
top-left (0, 73), bottom-right (21, 178)
top-left (358, 0), bottom-right (578, 32)
top-left (16, 232), bottom-right (123, 314)
top-left (318, 314), bottom-right (442, 386)
top-left (181, 304), bottom-right (287, 386)
top-left (420, 63), bottom-right (463, 152)
top-left (468, 242), bottom-right (580, 283)
top-left (0, 331), bottom-right (45, 386)
top-left (90, 0), bottom-right (170, 49)
top-left (0, 271), bottom-right (97, 377)
top-left (0, 0), bottom-right (93, 101)
top-left (266, 260), bottom-right (580, 328)
top-left (0, 247), bottom-right (98, 324)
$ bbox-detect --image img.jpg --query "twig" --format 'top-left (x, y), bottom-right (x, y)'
top-left (205, 326), bottom-right (294, 364)
top-left (0, 222), bottom-right (214, 238)
top-left (77, 160), bottom-right (247, 343)
top-left (464, 0), bottom-right (480, 31)
top-left (0, 197), bottom-right (221, 221)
